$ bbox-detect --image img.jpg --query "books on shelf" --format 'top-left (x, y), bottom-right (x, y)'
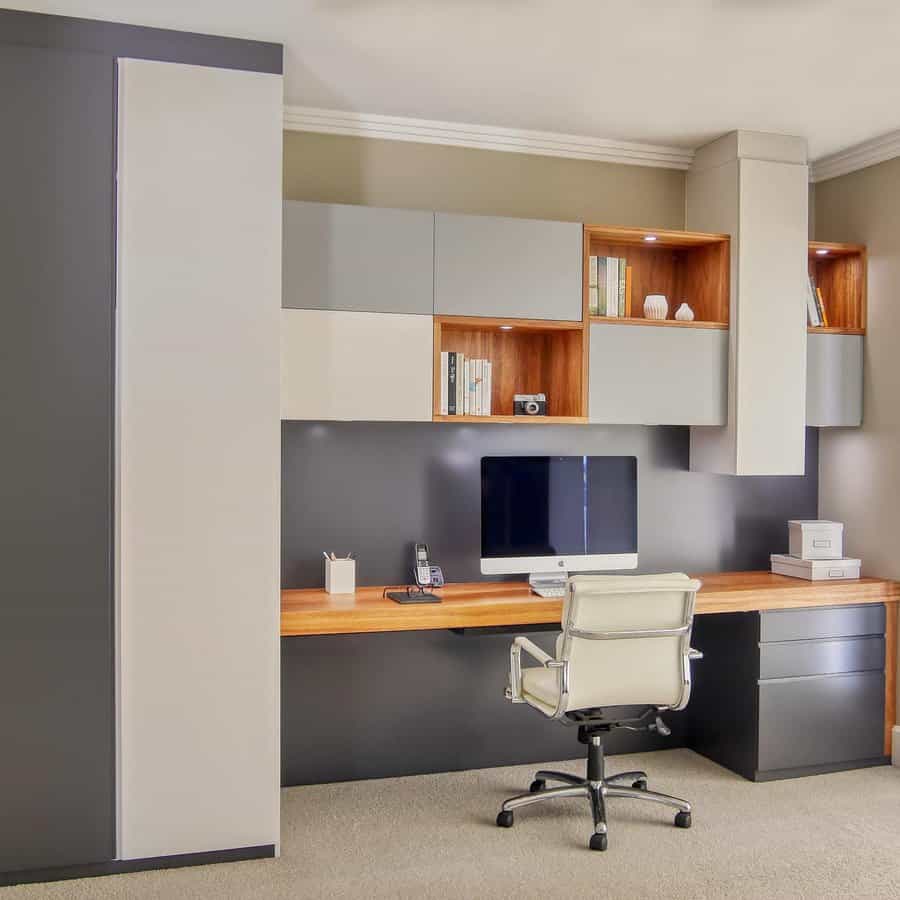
top-left (439, 352), bottom-right (492, 416)
top-left (588, 255), bottom-right (631, 317)
top-left (806, 275), bottom-right (829, 327)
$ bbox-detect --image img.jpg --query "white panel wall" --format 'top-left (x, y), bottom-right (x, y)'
top-left (117, 59), bottom-right (281, 859)
top-left (281, 309), bottom-right (433, 421)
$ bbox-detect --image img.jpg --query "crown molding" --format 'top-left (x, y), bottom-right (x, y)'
top-left (811, 129), bottom-right (900, 183)
top-left (283, 105), bottom-right (694, 170)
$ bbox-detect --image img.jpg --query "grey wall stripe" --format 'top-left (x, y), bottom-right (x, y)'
top-left (0, 9), bottom-right (283, 74)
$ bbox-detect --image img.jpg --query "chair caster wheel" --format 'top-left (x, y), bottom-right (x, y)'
top-left (632, 778), bottom-right (648, 791)
top-left (589, 833), bottom-right (608, 851)
top-left (529, 779), bottom-right (546, 793)
top-left (496, 810), bottom-right (514, 828)
top-left (674, 811), bottom-right (692, 829)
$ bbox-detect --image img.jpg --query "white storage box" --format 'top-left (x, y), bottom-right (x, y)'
top-left (771, 553), bottom-right (860, 581)
top-left (788, 520), bottom-right (844, 560)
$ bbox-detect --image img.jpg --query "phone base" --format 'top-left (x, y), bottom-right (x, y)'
top-left (387, 590), bottom-right (442, 604)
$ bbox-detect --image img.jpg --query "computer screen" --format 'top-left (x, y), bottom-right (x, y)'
top-left (480, 456), bottom-right (637, 574)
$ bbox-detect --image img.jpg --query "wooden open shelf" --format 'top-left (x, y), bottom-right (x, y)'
top-left (808, 241), bottom-right (866, 335)
top-left (588, 316), bottom-right (727, 331)
top-left (584, 224), bottom-right (730, 328)
top-left (432, 316), bottom-right (587, 422)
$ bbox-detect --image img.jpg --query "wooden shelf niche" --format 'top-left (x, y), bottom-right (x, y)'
top-left (584, 225), bottom-right (730, 329)
top-left (808, 241), bottom-right (866, 335)
top-left (432, 316), bottom-right (587, 423)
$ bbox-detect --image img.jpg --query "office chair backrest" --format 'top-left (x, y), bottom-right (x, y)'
top-left (558, 573), bottom-right (701, 713)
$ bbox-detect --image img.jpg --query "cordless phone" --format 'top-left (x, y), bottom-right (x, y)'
top-left (387, 544), bottom-right (445, 604)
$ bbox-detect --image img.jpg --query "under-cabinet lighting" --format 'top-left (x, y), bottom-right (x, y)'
top-left (816, 248), bottom-right (829, 255)
top-left (499, 325), bottom-right (514, 330)
top-left (643, 235), bottom-right (658, 242)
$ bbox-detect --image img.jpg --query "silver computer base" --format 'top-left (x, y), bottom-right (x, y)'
top-left (496, 734), bottom-right (692, 851)
top-left (528, 572), bottom-right (568, 598)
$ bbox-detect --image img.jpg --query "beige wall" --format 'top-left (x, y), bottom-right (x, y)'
top-left (284, 131), bottom-right (685, 228)
top-left (815, 157), bottom-right (900, 729)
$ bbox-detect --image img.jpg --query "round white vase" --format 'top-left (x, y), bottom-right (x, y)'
top-left (675, 302), bottom-right (695, 322)
top-left (643, 294), bottom-right (668, 320)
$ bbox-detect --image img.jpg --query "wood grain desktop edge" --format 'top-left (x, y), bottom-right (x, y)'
top-left (281, 571), bottom-right (900, 637)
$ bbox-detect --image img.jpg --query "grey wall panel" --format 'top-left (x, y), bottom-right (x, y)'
top-left (282, 423), bottom-right (818, 588)
top-left (0, 8), bottom-right (282, 73)
top-left (589, 324), bottom-right (728, 425)
top-left (282, 630), bottom-right (687, 785)
top-left (807, 333), bottom-right (863, 427)
top-left (757, 672), bottom-right (884, 772)
top-left (281, 423), bottom-right (817, 784)
top-left (434, 213), bottom-right (582, 320)
top-left (0, 44), bottom-right (115, 872)
top-left (283, 201), bottom-right (434, 314)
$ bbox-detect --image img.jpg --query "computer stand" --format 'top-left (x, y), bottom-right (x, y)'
top-left (528, 572), bottom-right (568, 598)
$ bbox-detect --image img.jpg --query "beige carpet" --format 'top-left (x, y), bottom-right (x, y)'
top-left (6, 749), bottom-right (900, 899)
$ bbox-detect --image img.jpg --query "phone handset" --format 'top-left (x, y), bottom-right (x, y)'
top-left (413, 543), bottom-right (445, 589)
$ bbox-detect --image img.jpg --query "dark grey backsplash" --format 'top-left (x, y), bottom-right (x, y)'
top-left (282, 423), bottom-right (818, 589)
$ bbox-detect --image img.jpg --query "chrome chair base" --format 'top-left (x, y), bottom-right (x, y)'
top-left (496, 739), bottom-right (692, 851)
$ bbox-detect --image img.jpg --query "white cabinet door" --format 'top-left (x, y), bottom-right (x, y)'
top-left (117, 59), bottom-right (281, 860)
top-left (807, 333), bottom-right (863, 427)
top-left (281, 309), bottom-right (433, 421)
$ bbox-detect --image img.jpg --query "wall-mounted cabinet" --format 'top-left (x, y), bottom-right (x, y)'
top-left (283, 201), bottom-right (434, 314)
top-left (432, 316), bottom-right (586, 423)
top-left (589, 322), bottom-right (727, 425)
top-left (807, 333), bottom-right (863, 427)
top-left (282, 309), bottom-right (433, 422)
top-left (434, 212), bottom-right (582, 321)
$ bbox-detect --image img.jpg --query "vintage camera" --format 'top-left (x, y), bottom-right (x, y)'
top-left (513, 393), bottom-right (547, 416)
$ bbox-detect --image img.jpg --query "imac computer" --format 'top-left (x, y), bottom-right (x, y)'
top-left (480, 456), bottom-right (637, 597)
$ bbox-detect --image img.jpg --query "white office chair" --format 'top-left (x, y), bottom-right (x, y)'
top-left (497, 573), bottom-right (703, 851)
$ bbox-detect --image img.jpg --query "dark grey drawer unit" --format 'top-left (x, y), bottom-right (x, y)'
top-left (688, 604), bottom-right (888, 781)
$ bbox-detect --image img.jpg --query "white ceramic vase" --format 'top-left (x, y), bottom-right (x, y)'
top-left (675, 302), bottom-right (695, 322)
top-left (643, 294), bottom-right (668, 320)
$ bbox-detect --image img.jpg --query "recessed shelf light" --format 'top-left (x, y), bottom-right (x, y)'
top-left (816, 248), bottom-right (829, 255)
top-left (499, 325), bottom-right (514, 330)
top-left (643, 235), bottom-right (658, 242)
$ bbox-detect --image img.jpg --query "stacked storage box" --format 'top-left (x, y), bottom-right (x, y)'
top-left (771, 520), bottom-right (861, 580)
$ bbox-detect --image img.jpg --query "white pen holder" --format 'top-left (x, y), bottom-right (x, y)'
top-left (325, 558), bottom-right (356, 594)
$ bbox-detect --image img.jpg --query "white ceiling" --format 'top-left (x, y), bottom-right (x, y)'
top-left (11, 0), bottom-right (900, 161)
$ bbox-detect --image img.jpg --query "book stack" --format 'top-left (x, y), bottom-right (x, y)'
top-left (439, 352), bottom-right (492, 416)
top-left (806, 275), bottom-right (829, 327)
top-left (588, 255), bottom-right (632, 317)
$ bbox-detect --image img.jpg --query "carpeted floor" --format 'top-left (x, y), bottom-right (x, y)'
top-left (6, 749), bottom-right (900, 899)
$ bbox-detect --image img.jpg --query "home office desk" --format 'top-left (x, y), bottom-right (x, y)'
top-left (281, 572), bottom-right (899, 784)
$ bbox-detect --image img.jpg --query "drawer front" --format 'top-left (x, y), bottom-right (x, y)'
top-left (760, 604), bottom-right (885, 643)
top-left (759, 636), bottom-right (885, 680)
top-left (757, 671), bottom-right (885, 772)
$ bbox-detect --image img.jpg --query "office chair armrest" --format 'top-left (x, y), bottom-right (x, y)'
top-left (506, 636), bottom-right (557, 703)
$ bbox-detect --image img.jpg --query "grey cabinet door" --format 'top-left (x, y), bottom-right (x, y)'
top-left (807, 333), bottom-right (863, 427)
top-left (1, 44), bottom-right (115, 872)
top-left (283, 201), bottom-right (434, 314)
top-left (434, 212), bottom-right (582, 320)
top-left (589, 324), bottom-right (727, 425)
